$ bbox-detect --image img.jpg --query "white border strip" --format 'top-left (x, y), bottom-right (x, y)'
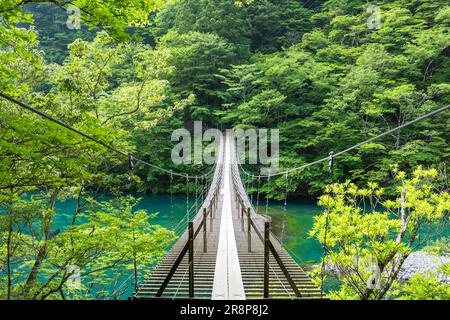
top-left (212, 133), bottom-right (245, 300)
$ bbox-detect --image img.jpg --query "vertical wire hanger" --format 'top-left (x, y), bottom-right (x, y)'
top-left (328, 151), bottom-right (334, 174)
top-left (281, 172), bottom-right (289, 244)
top-left (202, 175), bottom-right (205, 199)
top-left (250, 175), bottom-right (254, 205)
top-left (245, 172), bottom-right (250, 194)
top-left (170, 172), bottom-right (174, 229)
top-left (128, 152), bottom-right (135, 182)
top-left (265, 175), bottom-right (270, 215)
top-left (195, 176), bottom-right (198, 214)
top-left (284, 172), bottom-right (289, 211)
top-left (186, 175), bottom-right (189, 227)
top-left (256, 175), bottom-right (261, 213)
top-left (321, 151), bottom-right (335, 298)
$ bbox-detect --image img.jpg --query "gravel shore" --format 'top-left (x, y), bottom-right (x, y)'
top-left (398, 252), bottom-right (450, 283)
top-left (323, 251), bottom-right (450, 283)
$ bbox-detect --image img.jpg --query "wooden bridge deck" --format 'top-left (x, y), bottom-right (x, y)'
top-left (132, 134), bottom-right (322, 300)
top-left (134, 197), bottom-right (223, 299)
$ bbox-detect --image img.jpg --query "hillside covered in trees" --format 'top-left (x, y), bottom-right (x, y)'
top-left (0, 0), bottom-right (449, 300)
top-left (12, 0), bottom-right (449, 196)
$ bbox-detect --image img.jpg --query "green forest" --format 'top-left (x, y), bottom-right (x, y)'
top-left (0, 0), bottom-right (449, 301)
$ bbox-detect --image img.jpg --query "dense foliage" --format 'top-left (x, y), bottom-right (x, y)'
top-left (310, 167), bottom-right (450, 300)
top-left (0, 0), bottom-right (177, 300)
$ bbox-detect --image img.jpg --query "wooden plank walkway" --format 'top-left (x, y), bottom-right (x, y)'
top-left (131, 134), bottom-right (322, 300)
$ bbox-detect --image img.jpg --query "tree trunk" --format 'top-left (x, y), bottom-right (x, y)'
top-left (23, 189), bottom-right (59, 297)
top-left (132, 227), bottom-right (138, 290)
top-left (6, 220), bottom-right (12, 300)
top-left (374, 186), bottom-right (412, 300)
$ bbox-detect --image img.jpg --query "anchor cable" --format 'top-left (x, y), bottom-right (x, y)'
top-left (238, 104), bottom-right (450, 178)
top-left (0, 92), bottom-right (213, 179)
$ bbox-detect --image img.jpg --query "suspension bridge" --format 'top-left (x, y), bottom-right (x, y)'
top-left (1, 93), bottom-right (449, 300)
top-left (131, 132), bottom-right (322, 299)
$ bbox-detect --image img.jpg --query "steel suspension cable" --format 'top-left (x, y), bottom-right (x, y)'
top-left (268, 261), bottom-right (294, 299)
top-left (170, 172), bottom-right (174, 229)
top-left (172, 260), bottom-right (192, 299)
top-left (250, 176), bottom-right (254, 204)
top-left (265, 175), bottom-right (270, 215)
top-left (239, 104), bottom-right (450, 178)
top-left (0, 92), bottom-right (213, 179)
top-left (195, 177), bottom-right (198, 215)
top-left (284, 172), bottom-right (289, 210)
top-left (185, 176), bottom-right (189, 225)
top-left (256, 175), bottom-right (261, 213)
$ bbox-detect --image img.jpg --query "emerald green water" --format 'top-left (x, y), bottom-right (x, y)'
top-left (260, 199), bottom-right (323, 264)
top-left (53, 194), bottom-right (189, 231)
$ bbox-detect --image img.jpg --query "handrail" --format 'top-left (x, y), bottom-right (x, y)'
top-left (155, 139), bottom-right (224, 298)
top-left (229, 137), bottom-right (302, 298)
top-left (266, 222), bottom-right (302, 297)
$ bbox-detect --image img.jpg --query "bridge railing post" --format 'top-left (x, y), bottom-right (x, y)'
top-left (240, 199), bottom-right (243, 219)
top-left (210, 196), bottom-right (214, 220)
top-left (214, 189), bottom-right (218, 210)
top-left (241, 205), bottom-right (244, 231)
top-left (188, 222), bottom-right (194, 298)
top-left (203, 208), bottom-right (207, 253)
top-left (247, 207), bottom-right (251, 253)
top-left (239, 197), bottom-right (242, 216)
top-left (264, 222), bottom-right (270, 299)
top-left (209, 204), bottom-right (213, 231)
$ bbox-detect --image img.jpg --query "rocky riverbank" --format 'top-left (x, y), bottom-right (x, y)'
top-left (398, 251), bottom-right (450, 283)
top-left (322, 251), bottom-right (450, 283)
